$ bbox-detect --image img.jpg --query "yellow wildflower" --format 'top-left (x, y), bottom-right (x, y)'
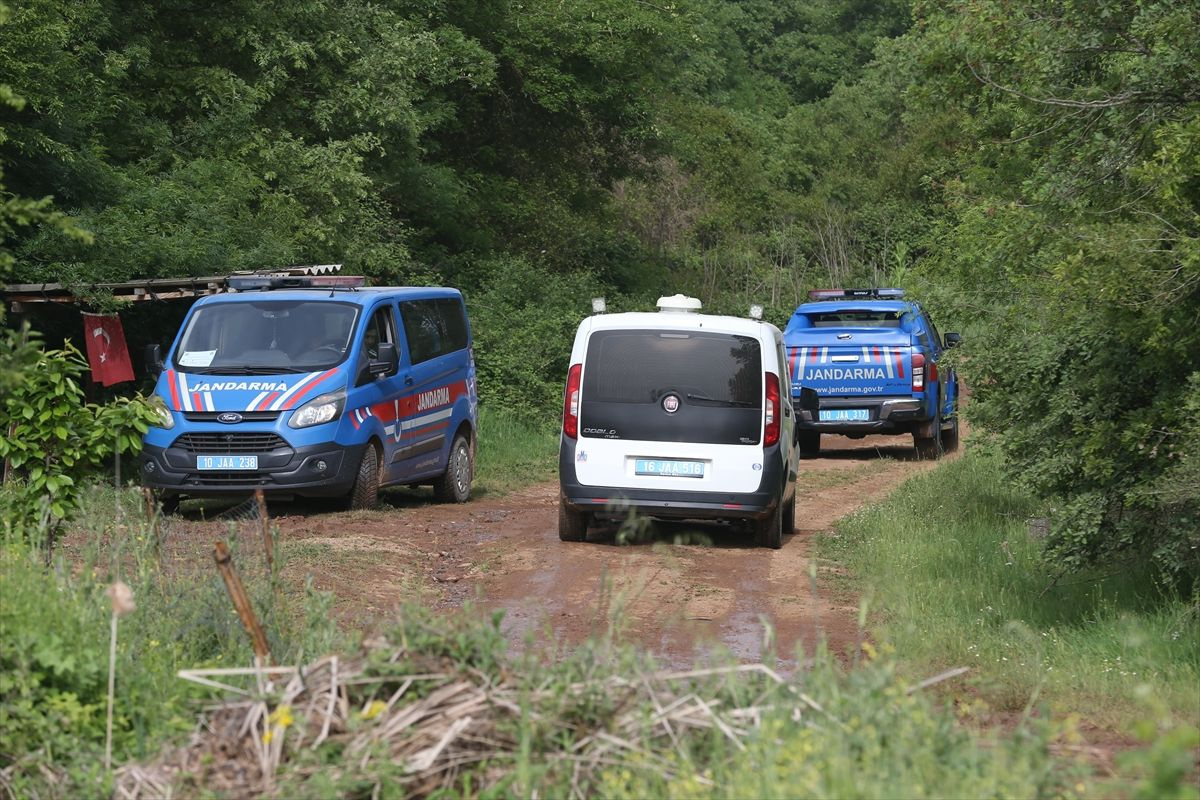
top-left (361, 700), bottom-right (388, 720)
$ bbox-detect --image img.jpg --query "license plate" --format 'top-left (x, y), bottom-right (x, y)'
top-left (819, 409), bottom-right (870, 422)
top-left (196, 455), bottom-right (259, 470)
top-left (634, 458), bottom-right (705, 478)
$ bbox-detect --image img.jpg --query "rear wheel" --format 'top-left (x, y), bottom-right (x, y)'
top-left (433, 433), bottom-right (473, 503)
top-left (782, 494), bottom-right (795, 537)
top-left (347, 443), bottom-right (381, 510)
top-left (914, 420), bottom-right (944, 460)
top-left (754, 501), bottom-right (783, 549)
top-left (797, 430), bottom-right (821, 458)
top-left (942, 411), bottom-right (960, 453)
top-left (558, 496), bottom-right (589, 542)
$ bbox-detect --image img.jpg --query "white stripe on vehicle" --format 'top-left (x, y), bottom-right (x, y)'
top-left (400, 407), bottom-right (453, 432)
top-left (820, 346), bottom-right (828, 364)
top-left (883, 347), bottom-right (894, 379)
top-left (246, 391), bottom-right (269, 411)
top-left (180, 374), bottom-right (193, 411)
top-left (269, 371), bottom-right (320, 411)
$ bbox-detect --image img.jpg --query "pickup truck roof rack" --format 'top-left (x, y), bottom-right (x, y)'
top-left (807, 288), bottom-right (905, 301)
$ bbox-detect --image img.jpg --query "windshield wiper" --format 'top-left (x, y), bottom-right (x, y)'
top-left (685, 393), bottom-right (757, 408)
top-left (184, 366), bottom-right (301, 375)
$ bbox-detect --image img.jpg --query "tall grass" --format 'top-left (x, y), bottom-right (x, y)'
top-left (0, 484), bottom-right (346, 798)
top-left (823, 449), bottom-right (1200, 729)
top-left (474, 404), bottom-right (559, 494)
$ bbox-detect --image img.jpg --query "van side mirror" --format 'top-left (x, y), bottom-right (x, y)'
top-left (145, 344), bottom-right (164, 379)
top-left (797, 387), bottom-right (819, 412)
top-left (370, 341), bottom-right (399, 377)
top-left (944, 332), bottom-right (962, 349)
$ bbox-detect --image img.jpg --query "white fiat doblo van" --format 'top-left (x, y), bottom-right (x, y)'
top-left (558, 295), bottom-right (819, 548)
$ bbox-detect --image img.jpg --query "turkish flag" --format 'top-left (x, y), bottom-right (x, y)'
top-left (82, 312), bottom-right (135, 386)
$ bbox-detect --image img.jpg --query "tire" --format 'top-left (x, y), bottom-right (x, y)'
top-left (782, 494), bottom-right (795, 537)
top-left (433, 433), bottom-right (473, 503)
top-left (558, 496), bottom-right (589, 542)
top-left (942, 411), bottom-right (960, 453)
top-left (914, 419), bottom-right (944, 460)
top-left (156, 492), bottom-right (180, 516)
top-left (797, 430), bottom-right (821, 458)
top-left (754, 501), bottom-right (783, 549)
top-left (347, 443), bottom-right (381, 510)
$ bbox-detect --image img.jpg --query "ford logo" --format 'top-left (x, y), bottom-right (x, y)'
top-left (217, 412), bottom-right (243, 424)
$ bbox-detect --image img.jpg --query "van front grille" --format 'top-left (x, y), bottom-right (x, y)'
top-left (173, 433), bottom-right (289, 454)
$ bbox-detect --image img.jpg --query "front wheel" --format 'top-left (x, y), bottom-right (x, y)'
top-left (433, 433), bottom-right (473, 503)
top-left (347, 444), bottom-right (381, 510)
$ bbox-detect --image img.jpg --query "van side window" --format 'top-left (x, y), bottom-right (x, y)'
top-left (357, 305), bottom-right (396, 386)
top-left (399, 298), bottom-right (469, 365)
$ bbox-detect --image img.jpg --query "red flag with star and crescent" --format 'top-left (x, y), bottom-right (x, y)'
top-left (82, 312), bottom-right (135, 386)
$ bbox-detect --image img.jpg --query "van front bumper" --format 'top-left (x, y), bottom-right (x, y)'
top-left (140, 440), bottom-right (366, 498)
top-left (558, 440), bottom-right (789, 521)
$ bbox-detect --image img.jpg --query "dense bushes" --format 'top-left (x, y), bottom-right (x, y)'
top-left (0, 339), bottom-right (158, 531)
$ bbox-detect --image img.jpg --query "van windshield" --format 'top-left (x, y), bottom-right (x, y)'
top-left (173, 300), bottom-right (359, 374)
top-left (581, 330), bottom-right (762, 445)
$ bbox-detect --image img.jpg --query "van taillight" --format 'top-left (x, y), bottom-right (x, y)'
top-left (911, 352), bottom-right (925, 392)
top-left (764, 372), bottom-right (781, 447)
top-left (563, 363), bottom-right (582, 439)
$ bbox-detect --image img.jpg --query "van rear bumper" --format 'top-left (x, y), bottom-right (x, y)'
top-left (139, 441), bottom-right (366, 498)
top-left (559, 440), bottom-right (787, 520)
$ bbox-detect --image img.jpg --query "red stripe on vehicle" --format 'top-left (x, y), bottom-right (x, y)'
top-left (257, 392), bottom-right (281, 411)
top-left (191, 392), bottom-right (203, 411)
top-left (166, 370), bottom-right (180, 410)
top-left (281, 368), bottom-right (339, 411)
top-left (894, 350), bottom-right (905, 378)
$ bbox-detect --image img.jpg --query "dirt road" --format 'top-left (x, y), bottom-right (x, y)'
top-left (254, 434), bottom-right (939, 669)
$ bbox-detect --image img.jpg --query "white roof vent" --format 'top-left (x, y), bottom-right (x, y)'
top-left (656, 294), bottom-right (702, 313)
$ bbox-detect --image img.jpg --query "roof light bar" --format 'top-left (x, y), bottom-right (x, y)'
top-left (227, 275), bottom-right (366, 292)
top-left (807, 288), bottom-right (905, 301)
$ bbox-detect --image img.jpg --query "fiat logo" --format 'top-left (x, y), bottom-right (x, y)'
top-left (661, 394), bottom-right (681, 414)
top-left (217, 412), bottom-right (243, 424)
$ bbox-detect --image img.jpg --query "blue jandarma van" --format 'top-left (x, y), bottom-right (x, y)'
top-left (140, 274), bottom-right (478, 510)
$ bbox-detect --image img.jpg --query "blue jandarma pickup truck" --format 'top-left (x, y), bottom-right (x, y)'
top-left (783, 288), bottom-right (961, 459)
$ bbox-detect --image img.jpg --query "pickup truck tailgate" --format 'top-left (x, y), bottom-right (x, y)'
top-left (787, 332), bottom-right (913, 397)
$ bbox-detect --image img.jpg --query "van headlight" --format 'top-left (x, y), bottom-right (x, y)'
top-left (289, 388), bottom-right (347, 429)
top-left (154, 402), bottom-right (175, 430)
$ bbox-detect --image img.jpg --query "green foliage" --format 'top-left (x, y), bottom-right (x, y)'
top-left (909, 0), bottom-right (1200, 579)
top-left (467, 256), bottom-right (607, 417)
top-left (0, 341), bottom-right (158, 527)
